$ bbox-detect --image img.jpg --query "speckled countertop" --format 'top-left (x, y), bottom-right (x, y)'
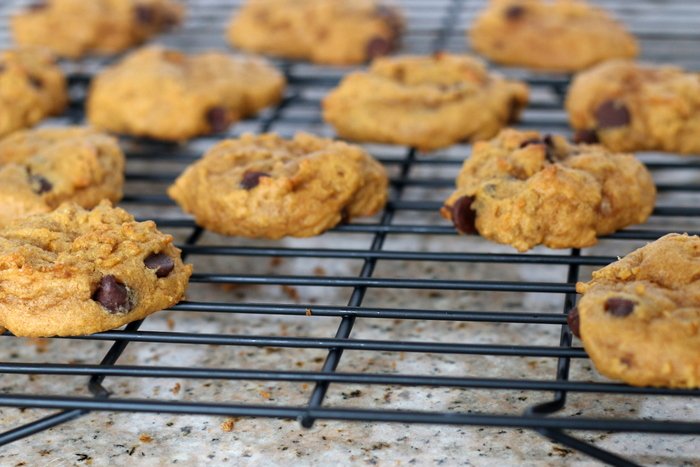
top-left (1, 0), bottom-right (700, 466)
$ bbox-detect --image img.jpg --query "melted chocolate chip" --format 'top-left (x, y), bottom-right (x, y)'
top-left (450, 196), bottom-right (477, 234)
top-left (93, 275), bottom-right (132, 314)
top-left (567, 307), bottom-right (581, 338)
top-left (519, 137), bottom-right (556, 162)
top-left (134, 5), bottom-right (156, 24)
top-left (519, 138), bottom-right (542, 148)
top-left (27, 1), bottom-right (47, 11)
top-left (29, 174), bottom-right (52, 194)
top-left (595, 100), bottom-right (631, 128)
top-left (240, 171), bottom-right (269, 190)
top-left (366, 37), bottom-right (392, 60)
top-left (505, 5), bottom-right (526, 20)
top-left (573, 129), bottom-right (599, 144)
top-left (28, 76), bottom-right (43, 89)
top-left (144, 253), bottom-right (175, 278)
top-left (507, 97), bottom-right (522, 124)
top-left (206, 107), bottom-right (230, 133)
top-left (604, 297), bottom-right (635, 317)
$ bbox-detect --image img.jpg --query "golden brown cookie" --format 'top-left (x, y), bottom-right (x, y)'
top-left (322, 53), bottom-right (529, 151)
top-left (0, 127), bottom-right (125, 227)
top-left (469, 0), bottom-right (638, 72)
top-left (0, 48), bottom-right (67, 138)
top-left (574, 233), bottom-right (700, 388)
top-left (566, 59), bottom-right (700, 155)
top-left (441, 129), bottom-right (656, 252)
top-left (11, 0), bottom-right (184, 59)
top-left (0, 201), bottom-right (192, 337)
top-left (227, 0), bottom-right (403, 65)
top-left (168, 132), bottom-right (388, 239)
top-left (87, 46), bottom-right (286, 141)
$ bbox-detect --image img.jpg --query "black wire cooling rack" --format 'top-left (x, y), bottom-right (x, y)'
top-left (1, 0), bottom-right (700, 465)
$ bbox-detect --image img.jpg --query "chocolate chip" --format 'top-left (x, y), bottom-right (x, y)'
top-left (144, 253), bottom-right (175, 278)
top-left (240, 171), bottom-right (269, 190)
top-left (507, 97), bottom-right (522, 124)
top-left (206, 107), bottom-right (230, 133)
top-left (28, 76), bottom-right (43, 89)
top-left (0, 64), bottom-right (5, 73)
top-left (93, 275), bottom-right (132, 314)
top-left (366, 37), bottom-right (392, 60)
top-left (450, 196), bottom-right (477, 234)
top-left (27, 1), bottom-right (47, 11)
top-left (567, 307), bottom-right (581, 338)
top-left (573, 129), bottom-right (599, 144)
top-left (29, 174), bottom-right (52, 194)
top-left (604, 297), bottom-right (635, 317)
top-left (519, 137), bottom-right (556, 162)
top-left (519, 138), bottom-right (542, 148)
top-left (594, 100), bottom-right (631, 128)
top-left (134, 5), bottom-right (156, 24)
top-left (505, 5), bottom-right (526, 20)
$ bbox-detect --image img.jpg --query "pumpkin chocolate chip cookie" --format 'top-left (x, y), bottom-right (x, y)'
top-left (0, 48), bottom-right (67, 138)
top-left (469, 0), bottom-right (638, 72)
top-left (87, 46), bottom-right (286, 141)
top-left (0, 127), bottom-right (125, 227)
top-left (11, 0), bottom-right (184, 59)
top-left (227, 0), bottom-right (403, 65)
top-left (573, 233), bottom-right (700, 388)
top-left (0, 201), bottom-right (192, 337)
top-left (322, 53), bottom-right (529, 151)
top-left (566, 59), bottom-right (700, 154)
top-left (168, 132), bottom-right (388, 239)
top-left (441, 129), bottom-right (656, 252)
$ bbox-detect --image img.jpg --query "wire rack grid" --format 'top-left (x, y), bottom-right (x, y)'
top-left (0, 0), bottom-right (700, 465)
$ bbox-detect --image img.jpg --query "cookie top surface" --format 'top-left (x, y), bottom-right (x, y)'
top-left (469, 0), bottom-right (638, 72)
top-left (11, 0), bottom-right (184, 58)
top-left (441, 129), bottom-right (656, 252)
top-left (575, 233), bottom-right (700, 388)
top-left (566, 59), bottom-right (700, 154)
top-left (227, 0), bottom-right (403, 65)
top-left (87, 46), bottom-right (286, 141)
top-left (0, 201), bottom-right (192, 337)
top-left (0, 48), bottom-right (67, 138)
top-left (168, 132), bottom-right (388, 238)
top-left (0, 127), bottom-right (125, 227)
top-left (322, 53), bottom-right (529, 151)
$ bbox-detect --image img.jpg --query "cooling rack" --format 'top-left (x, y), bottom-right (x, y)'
top-left (0, 0), bottom-right (699, 465)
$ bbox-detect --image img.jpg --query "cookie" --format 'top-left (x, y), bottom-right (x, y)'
top-left (0, 48), bottom-right (67, 138)
top-left (441, 129), bottom-right (656, 252)
top-left (11, 0), bottom-right (184, 59)
top-left (227, 0), bottom-right (403, 65)
top-left (574, 233), bottom-right (700, 388)
top-left (566, 59), bottom-right (700, 155)
top-left (0, 127), bottom-right (125, 227)
top-left (87, 46), bottom-right (286, 141)
top-left (322, 53), bottom-right (529, 151)
top-left (469, 0), bottom-right (638, 72)
top-left (0, 201), bottom-right (192, 337)
top-left (168, 132), bottom-right (388, 239)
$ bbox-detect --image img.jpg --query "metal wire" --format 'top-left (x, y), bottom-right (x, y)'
top-left (1, 0), bottom-right (700, 465)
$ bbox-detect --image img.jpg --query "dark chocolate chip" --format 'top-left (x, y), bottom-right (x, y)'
top-left (604, 297), bottom-right (635, 317)
top-left (240, 171), bottom-right (269, 190)
top-left (366, 37), bottom-right (392, 60)
top-left (573, 129), bottom-right (599, 144)
top-left (28, 76), bottom-right (43, 89)
top-left (567, 307), bottom-right (581, 338)
top-left (93, 275), bottom-right (132, 314)
top-left (27, 1), bottom-right (47, 11)
top-left (450, 196), bottom-right (477, 234)
top-left (507, 97), bottom-right (522, 124)
top-left (594, 100), bottom-right (631, 128)
top-left (519, 137), bottom-right (556, 162)
top-left (144, 253), bottom-right (175, 278)
top-left (134, 5), bottom-right (156, 24)
top-left (29, 174), bottom-right (52, 194)
top-left (206, 107), bottom-right (230, 133)
top-left (519, 138), bottom-right (542, 148)
top-left (505, 5), bottom-right (526, 20)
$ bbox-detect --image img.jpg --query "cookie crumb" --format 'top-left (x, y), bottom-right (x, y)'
top-left (171, 382), bottom-right (181, 395)
top-left (220, 419), bottom-right (236, 432)
top-left (139, 434), bottom-right (153, 443)
top-left (305, 308), bottom-right (312, 316)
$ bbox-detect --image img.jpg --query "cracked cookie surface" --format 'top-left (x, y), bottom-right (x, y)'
top-left (441, 129), bottom-right (656, 252)
top-left (168, 132), bottom-right (388, 238)
top-left (0, 48), bottom-right (67, 138)
top-left (322, 53), bottom-right (529, 151)
top-left (87, 46), bottom-right (286, 141)
top-left (566, 59), bottom-right (700, 155)
top-left (227, 0), bottom-right (403, 65)
top-left (0, 201), bottom-right (192, 337)
top-left (0, 127), bottom-right (124, 227)
top-left (469, 0), bottom-right (638, 72)
top-left (11, 0), bottom-right (184, 58)
top-left (574, 233), bottom-right (700, 388)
